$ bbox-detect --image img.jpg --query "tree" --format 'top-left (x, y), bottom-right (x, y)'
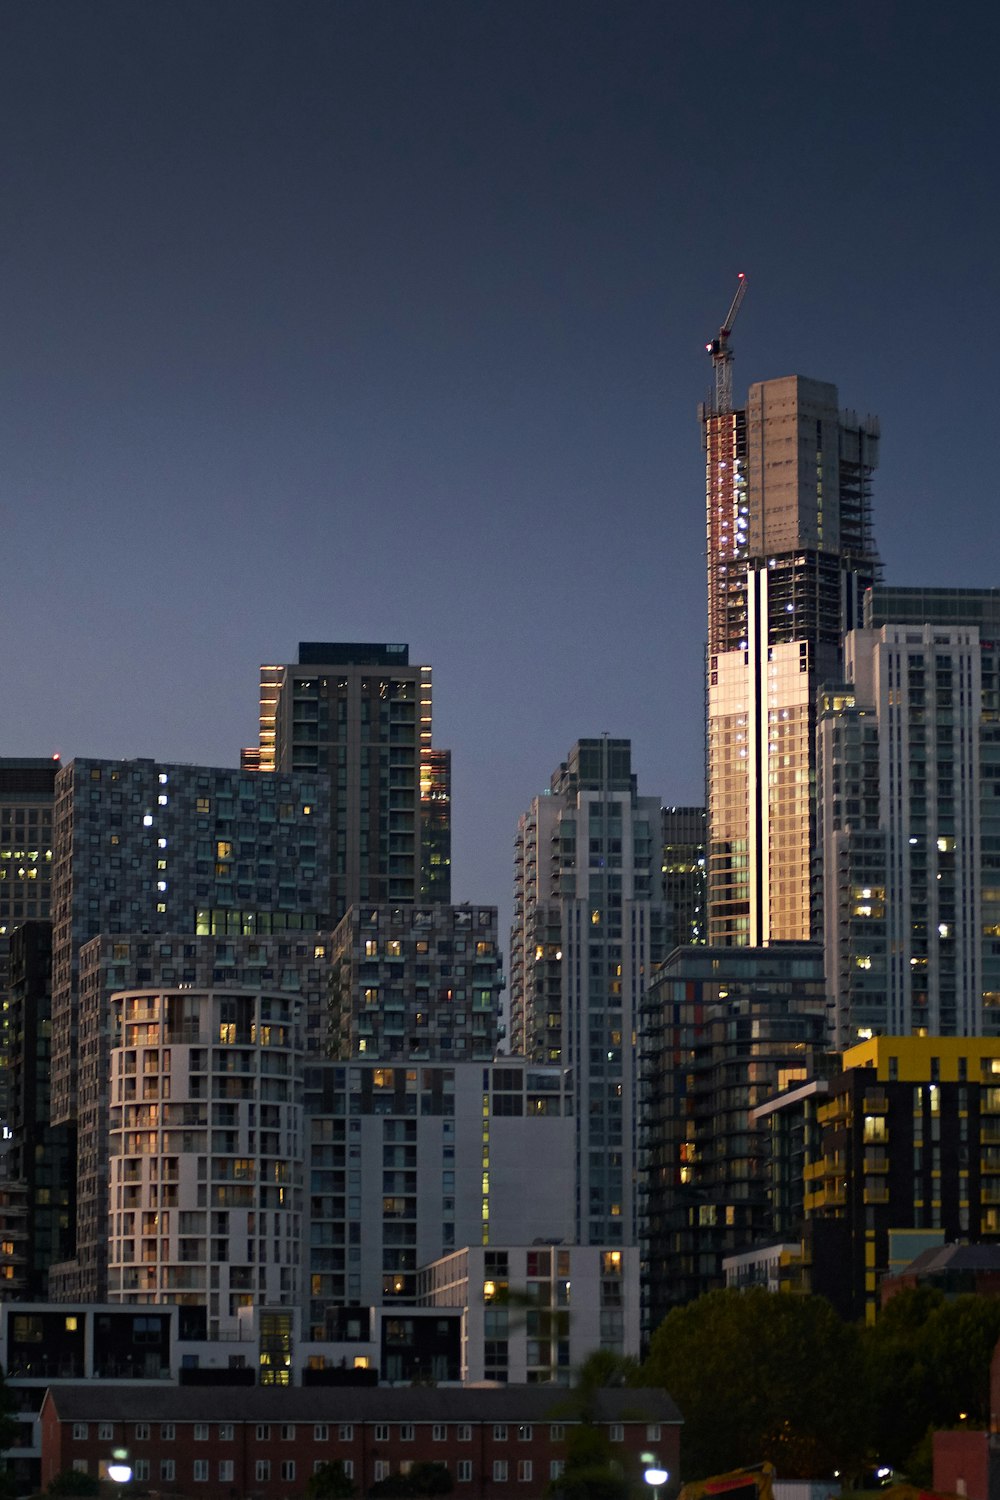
top-left (548, 1425), bottom-right (630, 1500)
top-left (643, 1287), bottom-right (866, 1481)
top-left (863, 1290), bottom-right (1000, 1471)
top-left (366, 1463), bottom-right (453, 1498)
top-left (306, 1459), bottom-right (357, 1499)
top-left (44, 1471), bottom-right (101, 1497)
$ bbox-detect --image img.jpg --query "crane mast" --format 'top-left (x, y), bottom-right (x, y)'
top-left (706, 272), bottom-right (747, 415)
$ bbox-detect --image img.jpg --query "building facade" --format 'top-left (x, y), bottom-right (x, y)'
top-left (661, 804), bottom-right (706, 950)
top-left (328, 902), bottom-right (503, 1061)
top-left (510, 739), bottom-right (669, 1246)
top-left (250, 643), bottom-right (451, 922)
top-left (820, 587), bottom-right (1000, 1045)
top-left (704, 375), bottom-right (880, 946)
top-left (771, 1036), bottom-right (1000, 1321)
top-left (639, 943), bottom-right (829, 1330)
top-left (420, 1244), bottom-right (640, 1384)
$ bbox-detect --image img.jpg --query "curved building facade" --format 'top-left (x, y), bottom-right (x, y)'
top-left (106, 988), bottom-right (303, 1339)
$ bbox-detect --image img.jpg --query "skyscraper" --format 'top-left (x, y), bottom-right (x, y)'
top-left (703, 375), bottom-right (880, 946)
top-left (819, 586), bottom-right (1000, 1044)
top-left (249, 643), bottom-right (450, 923)
top-left (510, 739), bottom-right (668, 1245)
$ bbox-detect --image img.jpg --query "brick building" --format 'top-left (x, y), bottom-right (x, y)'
top-left (40, 1384), bottom-right (680, 1498)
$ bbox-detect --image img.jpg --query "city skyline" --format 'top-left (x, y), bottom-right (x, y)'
top-left (1, 2), bottom-right (998, 944)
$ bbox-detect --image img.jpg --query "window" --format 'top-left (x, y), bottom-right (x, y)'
top-left (375, 1425), bottom-right (390, 1442)
top-left (550, 1425), bottom-right (565, 1442)
top-left (518, 1460), bottom-right (533, 1482)
top-left (219, 1424), bottom-right (234, 1441)
top-left (219, 1461), bottom-right (234, 1483)
top-left (458, 1425), bottom-right (472, 1442)
top-left (339, 1424), bottom-right (354, 1442)
top-left (193, 1459), bottom-right (209, 1482)
top-left (135, 1424), bottom-right (150, 1441)
top-left (98, 1423), bottom-right (114, 1441)
top-left (282, 1425), bottom-right (296, 1441)
top-left (134, 1460), bottom-right (150, 1482)
top-left (493, 1460), bottom-right (509, 1482)
top-left (161, 1460), bottom-right (176, 1482)
top-left (458, 1460), bottom-right (473, 1483)
top-left (282, 1460), bottom-right (297, 1481)
top-left (433, 1425), bottom-right (447, 1441)
top-left (256, 1459), bottom-right (271, 1482)
top-left (494, 1425), bottom-right (508, 1441)
top-left (73, 1424), bottom-right (88, 1441)
top-left (550, 1461), bottom-right (566, 1480)
top-left (161, 1424), bottom-right (175, 1441)
top-left (315, 1424), bottom-right (330, 1442)
top-left (343, 1461), bottom-right (355, 1479)
top-left (646, 1425), bottom-right (661, 1441)
top-left (72, 1460), bottom-right (88, 1475)
top-left (518, 1425), bottom-right (533, 1442)
top-left (375, 1461), bottom-right (390, 1482)
top-left (256, 1424), bottom-right (271, 1441)
top-left (194, 1423), bottom-right (209, 1441)
top-left (400, 1425), bottom-right (415, 1442)
top-left (610, 1424), bottom-right (624, 1443)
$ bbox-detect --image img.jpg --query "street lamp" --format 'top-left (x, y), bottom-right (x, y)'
top-left (645, 1465), bottom-right (669, 1500)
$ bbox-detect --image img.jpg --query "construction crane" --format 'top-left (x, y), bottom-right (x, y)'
top-left (706, 272), bottom-right (748, 415)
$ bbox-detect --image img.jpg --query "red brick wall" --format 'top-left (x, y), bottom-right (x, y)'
top-left (933, 1429), bottom-right (990, 1500)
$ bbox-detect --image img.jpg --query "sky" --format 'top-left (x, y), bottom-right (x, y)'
top-left (1, 0), bottom-right (998, 945)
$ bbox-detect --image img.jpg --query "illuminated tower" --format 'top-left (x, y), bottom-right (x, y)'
top-left (703, 374), bottom-right (879, 946)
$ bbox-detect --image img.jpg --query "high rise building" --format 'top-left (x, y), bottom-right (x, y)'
top-left (703, 375), bottom-right (880, 946)
top-left (639, 943), bottom-right (829, 1329)
top-left (510, 739), bottom-right (669, 1245)
top-left (819, 586), bottom-right (1000, 1044)
top-left (47, 758), bottom-right (329, 1302)
top-left (248, 643), bottom-right (450, 923)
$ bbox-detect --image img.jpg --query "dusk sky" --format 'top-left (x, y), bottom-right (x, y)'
top-left (1, 1), bottom-right (997, 943)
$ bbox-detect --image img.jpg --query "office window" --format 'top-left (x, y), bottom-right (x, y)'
top-left (193, 1459), bottom-right (209, 1482)
top-left (493, 1460), bottom-right (509, 1482)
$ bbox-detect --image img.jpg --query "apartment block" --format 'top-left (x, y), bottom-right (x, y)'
top-left (327, 902), bottom-right (503, 1061)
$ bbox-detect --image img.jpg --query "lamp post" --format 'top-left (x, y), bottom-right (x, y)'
top-left (106, 1459), bottom-right (132, 1500)
top-left (645, 1464), bottom-right (669, 1500)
